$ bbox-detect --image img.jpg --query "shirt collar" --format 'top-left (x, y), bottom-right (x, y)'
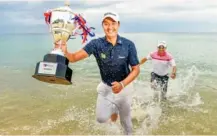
top-left (103, 34), bottom-right (122, 45)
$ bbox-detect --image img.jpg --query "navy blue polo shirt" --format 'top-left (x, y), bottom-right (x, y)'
top-left (83, 35), bottom-right (139, 86)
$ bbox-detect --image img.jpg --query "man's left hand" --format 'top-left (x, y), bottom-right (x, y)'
top-left (111, 81), bottom-right (123, 94)
top-left (170, 73), bottom-right (176, 79)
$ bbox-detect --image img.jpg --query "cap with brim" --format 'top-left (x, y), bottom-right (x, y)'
top-left (157, 41), bottom-right (167, 47)
top-left (102, 12), bottom-right (120, 22)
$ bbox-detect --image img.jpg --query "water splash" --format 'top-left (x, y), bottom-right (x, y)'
top-left (131, 65), bottom-right (203, 134)
top-left (4, 65), bottom-right (205, 135)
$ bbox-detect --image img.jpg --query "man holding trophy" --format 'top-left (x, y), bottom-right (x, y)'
top-left (33, 1), bottom-right (95, 85)
top-left (33, 1), bottom-right (140, 135)
top-left (61, 11), bottom-right (140, 135)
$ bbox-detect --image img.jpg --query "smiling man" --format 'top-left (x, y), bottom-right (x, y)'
top-left (140, 41), bottom-right (177, 100)
top-left (61, 11), bottom-right (140, 135)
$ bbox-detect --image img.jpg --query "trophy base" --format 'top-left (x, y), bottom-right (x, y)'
top-left (32, 54), bottom-right (73, 85)
top-left (32, 74), bottom-right (72, 85)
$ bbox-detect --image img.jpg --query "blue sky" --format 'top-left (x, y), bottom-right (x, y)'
top-left (0, 0), bottom-right (217, 34)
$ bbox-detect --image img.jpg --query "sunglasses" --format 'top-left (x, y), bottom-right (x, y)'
top-left (158, 46), bottom-right (165, 49)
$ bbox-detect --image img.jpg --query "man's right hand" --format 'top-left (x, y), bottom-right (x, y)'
top-left (59, 46), bottom-right (89, 63)
top-left (111, 81), bottom-right (123, 94)
top-left (60, 44), bottom-right (68, 55)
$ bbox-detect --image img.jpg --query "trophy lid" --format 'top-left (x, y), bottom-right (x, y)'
top-left (64, 0), bottom-right (70, 6)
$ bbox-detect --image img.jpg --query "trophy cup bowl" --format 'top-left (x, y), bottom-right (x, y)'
top-left (32, 8), bottom-right (76, 85)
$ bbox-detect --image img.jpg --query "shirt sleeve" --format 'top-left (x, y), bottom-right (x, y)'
top-left (146, 53), bottom-right (152, 60)
top-left (82, 39), bottom-right (96, 56)
top-left (169, 59), bottom-right (176, 67)
top-left (128, 42), bottom-right (139, 66)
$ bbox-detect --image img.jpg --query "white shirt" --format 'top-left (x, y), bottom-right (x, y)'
top-left (147, 51), bottom-right (176, 76)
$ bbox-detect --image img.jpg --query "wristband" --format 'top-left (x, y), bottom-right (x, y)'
top-left (120, 82), bottom-right (125, 88)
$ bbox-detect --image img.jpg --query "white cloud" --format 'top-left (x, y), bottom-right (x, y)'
top-left (73, 0), bottom-right (217, 23)
top-left (3, 0), bottom-right (217, 23)
top-left (1, 0), bottom-right (217, 32)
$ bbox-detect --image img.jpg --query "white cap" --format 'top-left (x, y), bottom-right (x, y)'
top-left (157, 41), bottom-right (167, 47)
top-left (102, 11), bottom-right (120, 22)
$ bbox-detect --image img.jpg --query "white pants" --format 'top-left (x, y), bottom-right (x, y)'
top-left (96, 81), bottom-right (133, 135)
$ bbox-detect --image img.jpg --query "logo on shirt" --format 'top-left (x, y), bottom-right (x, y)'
top-left (118, 56), bottom-right (125, 59)
top-left (101, 53), bottom-right (106, 59)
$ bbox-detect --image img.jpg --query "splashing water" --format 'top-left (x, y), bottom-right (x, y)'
top-left (2, 65), bottom-right (205, 135)
top-left (131, 65), bottom-right (203, 134)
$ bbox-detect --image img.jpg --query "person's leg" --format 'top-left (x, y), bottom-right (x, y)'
top-left (96, 95), bottom-right (113, 123)
top-left (110, 113), bottom-right (118, 122)
top-left (116, 85), bottom-right (133, 135)
top-left (151, 72), bottom-right (162, 101)
top-left (160, 76), bottom-right (169, 100)
top-left (150, 72), bottom-right (157, 89)
top-left (96, 82), bottom-right (115, 123)
top-left (117, 97), bottom-right (132, 135)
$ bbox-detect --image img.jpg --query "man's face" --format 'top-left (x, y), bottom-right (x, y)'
top-left (102, 17), bottom-right (120, 38)
top-left (158, 45), bottom-right (166, 53)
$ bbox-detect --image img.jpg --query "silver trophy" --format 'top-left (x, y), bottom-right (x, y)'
top-left (33, 2), bottom-right (76, 85)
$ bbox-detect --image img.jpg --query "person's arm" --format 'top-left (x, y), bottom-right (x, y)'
top-left (121, 65), bottom-right (140, 87)
top-left (64, 49), bottom-right (88, 63)
top-left (172, 66), bottom-right (176, 74)
top-left (169, 58), bottom-right (177, 79)
top-left (122, 42), bottom-right (140, 87)
top-left (112, 42), bottom-right (140, 93)
top-left (112, 65), bottom-right (139, 93)
top-left (171, 66), bottom-right (177, 79)
top-left (139, 57), bottom-right (148, 65)
top-left (61, 40), bottom-right (96, 63)
top-left (139, 53), bottom-right (152, 65)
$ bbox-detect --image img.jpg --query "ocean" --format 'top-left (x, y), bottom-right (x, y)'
top-left (0, 32), bottom-right (217, 135)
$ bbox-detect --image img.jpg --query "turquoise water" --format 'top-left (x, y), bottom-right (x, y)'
top-left (0, 33), bottom-right (217, 134)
